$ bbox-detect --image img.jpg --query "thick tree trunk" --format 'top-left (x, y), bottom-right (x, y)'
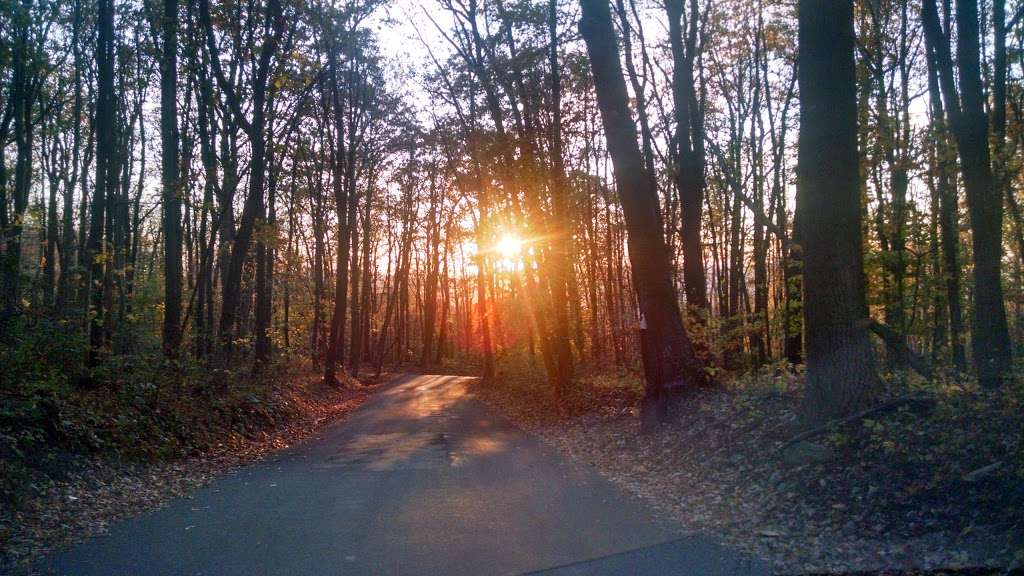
top-left (797, 0), bottom-right (880, 425)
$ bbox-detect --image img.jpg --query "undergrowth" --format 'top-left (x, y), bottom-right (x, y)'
top-left (0, 314), bottom-right (345, 508)
top-left (480, 348), bottom-right (645, 420)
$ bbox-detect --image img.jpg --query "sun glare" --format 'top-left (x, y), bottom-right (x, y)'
top-left (496, 233), bottom-right (522, 261)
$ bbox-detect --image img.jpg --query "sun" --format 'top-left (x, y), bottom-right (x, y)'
top-left (496, 233), bottom-right (522, 260)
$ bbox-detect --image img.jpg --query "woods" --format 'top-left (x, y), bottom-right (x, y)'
top-left (1, 0), bottom-right (1024, 479)
top-left (5, 0), bottom-right (1024, 572)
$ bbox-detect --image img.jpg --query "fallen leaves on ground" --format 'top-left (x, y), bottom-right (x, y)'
top-left (475, 360), bottom-right (1023, 574)
top-left (0, 367), bottom-right (383, 572)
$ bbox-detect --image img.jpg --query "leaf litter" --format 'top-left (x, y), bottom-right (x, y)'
top-left (474, 364), bottom-right (1024, 574)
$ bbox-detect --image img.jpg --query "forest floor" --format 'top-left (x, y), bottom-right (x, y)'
top-left (475, 354), bottom-right (1024, 575)
top-left (0, 361), bottom-right (384, 571)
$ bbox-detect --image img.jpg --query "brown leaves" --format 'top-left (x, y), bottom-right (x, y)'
top-left (0, 367), bottom-right (380, 571)
top-left (477, 365), bottom-right (1024, 573)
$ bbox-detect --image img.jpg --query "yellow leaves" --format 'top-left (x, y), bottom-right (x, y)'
top-left (762, 26), bottom-right (782, 51)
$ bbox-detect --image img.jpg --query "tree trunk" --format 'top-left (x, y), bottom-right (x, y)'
top-left (548, 0), bottom-right (574, 394)
top-left (88, 0), bottom-right (116, 367)
top-left (254, 116), bottom-right (277, 367)
top-left (347, 183), bottom-right (362, 376)
top-left (161, 0), bottom-right (183, 358)
top-left (4, 0), bottom-right (32, 314)
top-left (353, 174), bottom-right (374, 374)
top-left (58, 0), bottom-right (83, 311)
top-left (797, 0), bottom-right (880, 425)
top-left (922, 0), bottom-right (1012, 386)
top-left (580, 0), bottom-right (707, 432)
top-left (666, 0), bottom-right (708, 314)
top-left (323, 40), bottom-right (352, 384)
top-left (44, 142), bottom-right (59, 309)
top-left (924, 35), bottom-right (967, 372)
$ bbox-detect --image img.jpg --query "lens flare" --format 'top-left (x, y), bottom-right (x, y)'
top-left (496, 233), bottom-right (522, 260)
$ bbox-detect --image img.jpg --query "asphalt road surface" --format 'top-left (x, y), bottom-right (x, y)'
top-left (34, 374), bottom-right (769, 575)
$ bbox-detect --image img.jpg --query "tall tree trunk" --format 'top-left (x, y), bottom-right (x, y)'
top-left (347, 183), bottom-right (362, 376)
top-left (4, 0), bottom-right (32, 314)
top-left (311, 173), bottom-right (326, 366)
top-left (77, 118), bottom-right (96, 309)
top-left (666, 0), bottom-right (708, 314)
top-left (580, 0), bottom-right (707, 432)
top-left (924, 35), bottom-right (967, 372)
top-left (44, 142), bottom-right (59, 309)
top-left (797, 0), bottom-right (880, 425)
top-left (161, 0), bottom-right (183, 358)
top-left (194, 27), bottom-right (218, 357)
top-left (58, 0), bottom-right (84, 310)
top-left (353, 174), bottom-right (374, 374)
top-left (420, 175), bottom-right (440, 368)
top-left (254, 113), bottom-right (277, 367)
top-left (922, 0), bottom-right (1012, 386)
top-left (435, 238), bottom-right (450, 366)
top-left (548, 0), bottom-right (574, 394)
top-left (88, 0), bottom-right (116, 367)
top-left (323, 40), bottom-right (351, 384)
top-left (750, 30), bottom-right (768, 364)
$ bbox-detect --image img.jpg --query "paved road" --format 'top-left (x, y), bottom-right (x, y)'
top-left (34, 374), bottom-right (769, 575)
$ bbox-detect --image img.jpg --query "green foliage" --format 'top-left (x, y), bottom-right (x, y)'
top-left (0, 316), bottom-right (306, 507)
